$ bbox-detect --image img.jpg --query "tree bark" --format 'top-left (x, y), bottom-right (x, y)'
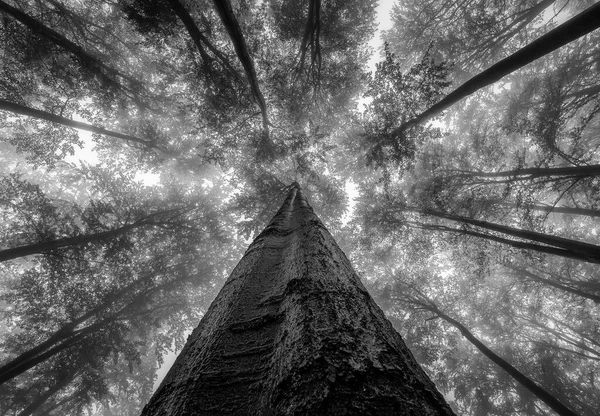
top-left (0, 207), bottom-right (183, 262)
top-left (165, 0), bottom-right (243, 81)
top-left (0, 99), bottom-right (158, 150)
top-left (487, 199), bottom-right (600, 218)
top-left (421, 209), bottom-right (600, 263)
top-left (0, 223), bottom-right (139, 262)
top-left (211, 0), bottom-right (270, 139)
top-left (414, 221), bottom-right (594, 263)
top-left (0, 0), bottom-right (140, 91)
top-left (17, 372), bottom-right (76, 416)
top-left (395, 2), bottom-right (600, 132)
top-left (427, 305), bottom-right (580, 416)
top-left (142, 183), bottom-right (454, 415)
top-left (503, 264), bottom-right (600, 304)
top-left (0, 276), bottom-right (147, 380)
top-left (0, 275), bottom-right (173, 384)
top-left (450, 164), bottom-right (600, 180)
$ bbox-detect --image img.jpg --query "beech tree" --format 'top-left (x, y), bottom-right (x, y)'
top-left (142, 183), bottom-right (454, 415)
top-left (2, 0), bottom-right (600, 414)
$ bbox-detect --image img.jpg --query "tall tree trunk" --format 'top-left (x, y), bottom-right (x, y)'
top-left (0, 276), bottom-right (146, 380)
top-left (142, 183), bottom-right (454, 415)
top-left (0, 207), bottom-right (183, 262)
top-left (0, 320), bottom-right (101, 385)
top-left (0, 99), bottom-right (157, 150)
top-left (0, 223), bottom-right (138, 262)
top-left (298, 0), bottom-right (322, 83)
top-left (426, 304), bottom-right (580, 416)
top-left (487, 199), bottom-right (600, 218)
top-left (166, 0), bottom-right (243, 81)
top-left (421, 209), bottom-right (600, 263)
top-left (413, 221), bottom-right (593, 262)
top-left (211, 0), bottom-right (270, 139)
top-left (0, 0), bottom-right (139, 91)
top-left (395, 2), bottom-right (600, 132)
top-left (503, 264), bottom-right (600, 303)
top-left (450, 164), bottom-right (600, 180)
top-left (17, 372), bottom-right (76, 416)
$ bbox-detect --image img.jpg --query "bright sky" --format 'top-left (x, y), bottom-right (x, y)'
top-left (367, 0), bottom-right (396, 72)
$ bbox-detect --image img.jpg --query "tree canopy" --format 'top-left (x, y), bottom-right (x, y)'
top-left (1, 0), bottom-right (599, 414)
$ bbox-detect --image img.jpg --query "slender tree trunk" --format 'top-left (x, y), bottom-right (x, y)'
top-left (166, 0), bottom-right (243, 81)
top-left (395, 2), bottom-right (600, 132)
top-left (421, 209), bottom-right (600, 263)
top-left (451, 164), bottom-right (600, 179)
top-left (142, 183), bottom-right (454, 415)
top-left (0, 0), bottom-right (139, 90)
top-left (0, 320), bottom-right (101, 385)
top-left (503, 264), bottom-right (600, 303)
top-left (0, 223), bottom-right (141, 262)
top-left (211, 0), bottom-right (270, 139)
top-left (298, 0), bottom-right (322, 78)
top-left (0, 207), bottom-right (185, 262)
top-left (426, 305), bottom-right (580, 416)
top-left (17, 372), bottom-right (76, 416)
top-left (488, 199), bottom-right (600, 218)
top-left (0, 99), bottom-right (157, 150)
top-left (415, 221), bottom-right (593, 262)
top-left (0, 324), bottom-right (76, 378)
top-left (0, 276), bottom-right (144, 378)
top-left (0, 274), bottom-right (187, 384)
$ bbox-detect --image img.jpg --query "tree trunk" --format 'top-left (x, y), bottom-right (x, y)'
top-left (0, 0), bottom-right (139, 90)
top-left (0, 223), bottom-right (140, 262)
top-left (0, 275), bottom-right (170, 384)
top-left (0, 276), bottom-right (145, 380)
top-left (422, 209), bottom-right (600, 263)
top-left (428, 306), bottom-right (580, 416)
top-left (17, 372), bottom-right (76, 416)
top-left (503, 264), bottom-right (600, 304)
top-left (166, 0), bottom-right (243, 81)
top-left (414, 221), bottom-right (594, 262)
top-left (451, 164), bottom-right (600, 180)
top-left (0, 99), bottom-right (157, 150)
top-left (298, 0), bottom-right (322, 77)
top-left (0, 207), bottom-right (183, 262)
top-left (396, 2), bottom-right (600, 132)
top-left (0, 320), bottom-right (100, 385)
top-left (211, 0), bottom-right (270, 139)
top-left (487, 199), bottom-right (600, 218)
top-left (142, 183), bottom-right (454, 415)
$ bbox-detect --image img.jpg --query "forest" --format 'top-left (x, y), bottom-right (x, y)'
top-left (0, 0), bottom-right (599, 414)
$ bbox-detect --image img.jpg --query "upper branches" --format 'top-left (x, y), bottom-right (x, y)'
top-left (211, 0), bottom-right (270, 140)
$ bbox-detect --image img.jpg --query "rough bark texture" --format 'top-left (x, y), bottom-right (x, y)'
top-left (142, 183), bottom-right (454, 415)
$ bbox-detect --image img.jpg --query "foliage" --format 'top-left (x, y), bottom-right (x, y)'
top-left (361, 45), bottom-right (451, 173)
top-left (0, 0), bottom-right (599, 414)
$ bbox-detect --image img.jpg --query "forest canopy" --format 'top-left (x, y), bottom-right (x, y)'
top-left (0, 0), bottom-right (599, 415)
